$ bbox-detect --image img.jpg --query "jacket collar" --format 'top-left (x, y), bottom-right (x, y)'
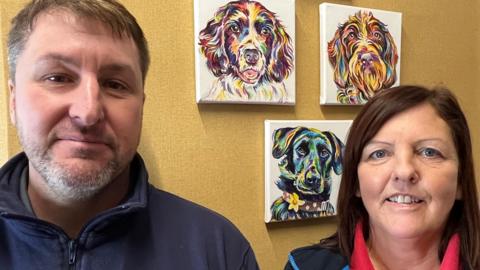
top-left (350, 221), bottom-right (461, 270)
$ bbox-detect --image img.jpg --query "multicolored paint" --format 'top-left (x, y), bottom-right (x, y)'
top-left (198, 0), bottom-right (294, 103)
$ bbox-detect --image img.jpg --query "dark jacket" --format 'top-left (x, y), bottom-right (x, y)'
top-left (0, 153), bottom-right (258, 269)
top-left (285, 245), bottom-right (348, 270)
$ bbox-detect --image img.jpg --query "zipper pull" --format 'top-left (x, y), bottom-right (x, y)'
top-left (68, 240), bottom-right (77, 265)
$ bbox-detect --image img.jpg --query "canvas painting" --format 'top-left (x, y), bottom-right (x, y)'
top-left (194, 0), bottom-right (296, 105)
top-left (265, 120), bottom-right (352, 222)
top-left (320, 3), bottom-right (402, 105)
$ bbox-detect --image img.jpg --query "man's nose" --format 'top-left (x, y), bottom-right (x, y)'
top-left (69, 78), bottom-right (104, 127)
top-left (392, 153), bottom-right (419, 183)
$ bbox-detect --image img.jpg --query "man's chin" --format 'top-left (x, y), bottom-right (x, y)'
top-left (33, 158), bottom-right (120, 202)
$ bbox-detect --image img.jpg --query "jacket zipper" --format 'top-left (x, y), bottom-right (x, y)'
top-left (68, 239), bottom-right (77, 268)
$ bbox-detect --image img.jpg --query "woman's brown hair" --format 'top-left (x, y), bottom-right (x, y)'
top-left (322, 85), bottom-right (479, 269)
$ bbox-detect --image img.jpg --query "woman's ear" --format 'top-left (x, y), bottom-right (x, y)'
top-left (456, 187), bottom-right (462, 200)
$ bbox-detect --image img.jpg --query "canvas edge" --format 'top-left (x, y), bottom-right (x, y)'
top-left (264, 120), bottom-right (273, 223)
top-left (193, 0), bottom-right (203, 103)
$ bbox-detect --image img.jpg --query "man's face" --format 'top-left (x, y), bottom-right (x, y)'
top-left (9, 10), bottom-right (144, 201)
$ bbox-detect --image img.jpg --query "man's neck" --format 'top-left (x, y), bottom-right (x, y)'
top-left (27, 165), bottom-right (130, 238)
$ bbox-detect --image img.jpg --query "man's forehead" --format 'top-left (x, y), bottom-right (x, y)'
top-left (31, 9), bottom-right (119, 37)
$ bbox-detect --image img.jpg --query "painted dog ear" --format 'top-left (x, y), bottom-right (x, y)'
top-left (272, 127), bottom-right (304, 158)
top-left (198, 4), bottom-right (230, 76)
top-left (268, 19), bottom-right (294, 83)
top-left (327, 23), bottom-right (349, 90)
top-left (379, 23), bottom-right (398, 88)
top-left (324, 131), bottom-right (345, 175)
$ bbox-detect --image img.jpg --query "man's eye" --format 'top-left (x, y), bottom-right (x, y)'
top-left (45, 74), bottom-right (73, 83)
top-left (103, 80), bottom-right (127, 91)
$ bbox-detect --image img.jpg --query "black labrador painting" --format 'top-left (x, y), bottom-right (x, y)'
top-left (265, 121), bottom-right (351, 222)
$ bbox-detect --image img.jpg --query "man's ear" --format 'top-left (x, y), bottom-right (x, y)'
top-left (8, 79), bottom-right (16, 126)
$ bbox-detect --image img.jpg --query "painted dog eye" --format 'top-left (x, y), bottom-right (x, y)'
top-left (229, 24), bottom-right (240, 33)
top-left (296, 145), bottom-right (308, 157)
top-left (372, 31), bottom-right (383, 40)
top-left (260, 28), bottom-right (270, 36)
top-left (320, 149), bottom-right (330, 158)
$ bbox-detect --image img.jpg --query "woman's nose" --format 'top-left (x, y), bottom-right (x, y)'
top-left (392, 153), bottom-right (419, 183)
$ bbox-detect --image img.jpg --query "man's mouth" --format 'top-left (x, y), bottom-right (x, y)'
top-left (386, 194), bottom-right (423, 204)
top-left (56, 134), bottom-right (113, 149)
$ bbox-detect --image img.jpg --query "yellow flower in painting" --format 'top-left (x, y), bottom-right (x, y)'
top-left (287, 193), bottom-right (305, 212)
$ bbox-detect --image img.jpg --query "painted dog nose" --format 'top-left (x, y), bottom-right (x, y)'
top-left (360, 53), bottom-right (376, 68)
top-left (305, 177), bottom-right (318, 186)
top-left (245, 49), bottom-right (259, 65)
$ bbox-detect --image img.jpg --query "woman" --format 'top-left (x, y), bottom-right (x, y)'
top-left (286, 85), bottom-right (480, 270)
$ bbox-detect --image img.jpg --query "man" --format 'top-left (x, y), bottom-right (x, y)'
top-left (0, 0), bottom-right (258, 269)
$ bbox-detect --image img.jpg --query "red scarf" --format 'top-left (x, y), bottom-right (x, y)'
top-left (350, 222), bottom-right (461, 270)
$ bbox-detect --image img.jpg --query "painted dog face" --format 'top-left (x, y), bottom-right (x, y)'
top-left (328, 11), bottom-right (398, 104)
top-left (199, 0), bottom-right (293, 85)
top-left (272, 127), bottom-right (344, 196)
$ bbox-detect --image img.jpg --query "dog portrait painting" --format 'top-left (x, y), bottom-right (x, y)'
top-left (264, 121), bottom-right (352, 222)
top-left (320, 4), bottom-right (402, 105)
top-left (195, 0), bottom-right (295, 104)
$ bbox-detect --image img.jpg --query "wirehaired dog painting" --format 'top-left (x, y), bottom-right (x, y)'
top-left (197, 0), bottom-right (294, 103)
top-left (269, 126), bottom-right (345, 221)
top-left (320, 4), bottom-right (402, 105)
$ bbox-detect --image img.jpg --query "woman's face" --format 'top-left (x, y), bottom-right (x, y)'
top-left (357, 103), bottom-right (461, 242)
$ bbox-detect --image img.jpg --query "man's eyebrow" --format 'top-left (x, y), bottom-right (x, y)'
top-left (100, 63), bottom-right (136, 75)
top-left (36, 53), bottom-right (79, 66)
top-left (35, 54), bottom-right (137, 76)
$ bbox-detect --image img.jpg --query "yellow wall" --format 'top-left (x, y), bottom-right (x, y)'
top-left (1, 0), bottom-right (479, 269)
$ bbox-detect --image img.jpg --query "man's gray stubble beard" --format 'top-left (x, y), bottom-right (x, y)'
top-left (17, 123), bottom-right (120, 202)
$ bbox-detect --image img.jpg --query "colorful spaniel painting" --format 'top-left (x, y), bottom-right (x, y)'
top-left (195, 0), bottom-right (295, 104)
top-left (320, 4), bottom-right (402, 105)
top-left (265, 120), bottom-right (352, 222)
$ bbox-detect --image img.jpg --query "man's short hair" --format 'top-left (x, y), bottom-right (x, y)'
top-left (7, 0), bottom-right (150, 83)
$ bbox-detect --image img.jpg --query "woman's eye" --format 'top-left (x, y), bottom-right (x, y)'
top-left (420, 148), bottom-right (442, 158)
top-left (369, 150), bottom-right (386, 159)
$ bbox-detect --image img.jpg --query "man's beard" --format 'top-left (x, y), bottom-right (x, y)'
top-left (17, 124), bottom-right (121, 203)
top-left (31, 151), bottom-right (120, 202)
